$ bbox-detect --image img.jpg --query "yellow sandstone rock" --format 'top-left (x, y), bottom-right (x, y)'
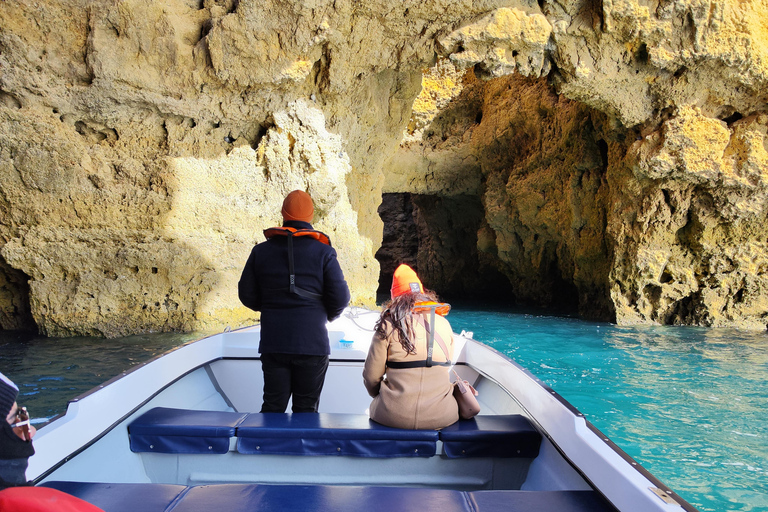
top-left (1, 0), bottom-right (767, 335)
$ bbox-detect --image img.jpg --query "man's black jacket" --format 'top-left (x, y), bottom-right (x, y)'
top-left (238, 220), bottom-right (350, 356)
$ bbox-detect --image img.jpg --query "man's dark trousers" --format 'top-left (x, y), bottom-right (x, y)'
top-left (260, 353), bottom-right (330, 413)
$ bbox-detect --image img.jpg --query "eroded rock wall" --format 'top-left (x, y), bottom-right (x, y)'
top-left (1, 0), bottom-right (767, 335)
top-left (388, 0), bottom-right (768, 329)
top-left (390, 72), bottom-right (615, 319)
top-left (610, 108), bottom-right (768, 329)
top-left (0, 2), bottom-right (348, 334)
top-left (0, 0), bottom-right (531, 336)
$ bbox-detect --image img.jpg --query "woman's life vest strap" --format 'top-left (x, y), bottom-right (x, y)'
top-left (263, 227), bottom-right (332, 301)
top-left (386, 312), bottom-right (452, 369)
top-left (386, 360), bottom-right (451, 369)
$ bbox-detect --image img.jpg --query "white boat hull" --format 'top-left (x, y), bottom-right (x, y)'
top-left (27, 308), bottom-right (694, 512)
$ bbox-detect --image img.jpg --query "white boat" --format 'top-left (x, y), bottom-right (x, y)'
top-left (26, 307), bottom-right (696, 512)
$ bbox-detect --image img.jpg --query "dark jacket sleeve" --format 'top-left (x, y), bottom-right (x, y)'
top-left (238, 247), bottom-right (262, 312)
top-left (322, 248), bottom-right (350, 321)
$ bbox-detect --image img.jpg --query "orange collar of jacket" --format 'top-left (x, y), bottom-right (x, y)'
top-left (263, 226), bottom-right (331, 246)
top-left (412, 301), bottom-right (451, 316)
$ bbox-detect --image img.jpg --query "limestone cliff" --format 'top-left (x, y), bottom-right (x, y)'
top-left (1, 0), bottom-right (767, 336)
top-left (386, 0), bottom-right (768, 329)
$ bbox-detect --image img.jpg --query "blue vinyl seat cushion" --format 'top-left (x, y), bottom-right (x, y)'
top-left (438, 414), bottom-right (542, 458)
top-left (38, 483), bottom-right (615, 512)
top-left (40, 481), bottom-right (188, 512)
top-left (169, 484), bottom-right (472, 512)
top-left (469, 490), bottom-right (615, 512)
top-left (128, 407), bottom-right (248, 454)
top-left (236, 413), bottom-right (439, 457)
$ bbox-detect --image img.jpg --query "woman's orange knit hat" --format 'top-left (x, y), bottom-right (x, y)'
top-left (281, 190), bottom-right (314, 223)
top-left (391, 264), bottom-right (423, 299)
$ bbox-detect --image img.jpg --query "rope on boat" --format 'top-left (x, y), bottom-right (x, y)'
top-left (344, 307), bottom-right (378, 332)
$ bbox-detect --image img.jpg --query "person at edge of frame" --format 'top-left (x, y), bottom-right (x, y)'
top-left (0, 371), bottom-right (106, 511)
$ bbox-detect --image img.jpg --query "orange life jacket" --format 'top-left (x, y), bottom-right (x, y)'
top-left (0, 487), bottom-right (106, 512)
top-left (263, 227), bottom-right (331, 246)
top-left (412, 301), bottom-right (451, 316)
top-left (262, 226), bottom-right (332, 301)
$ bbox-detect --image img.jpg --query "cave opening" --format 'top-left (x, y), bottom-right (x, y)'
top-left (375, 192), bottom-right (516, 307)
top-left (378, 61), bottom-right (617, 320)
top-left (0, 257), bottom-right (37, 333)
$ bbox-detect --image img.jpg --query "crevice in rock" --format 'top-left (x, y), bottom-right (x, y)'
top-left (247, 121), bottom-right (270, 151)
top-left (542, 247), bottom-right (581, 312)
top-left (200, 18), bottom-right (214, 41)
top-left (310, 44), bottom-right (332, 95)
top-left (597, 139), bottom-right (608, 173)
top-left (83, 8), bottom-right (96, 85)
top-left (721, 111), bottom-right (743, 126)
top-left (73, 119), bottom-right (119, 145)
top-left (644, 283), bottom-right (662, 311)
top-left (666, 294), bottom-right (700, 326)
top-left (675, 198), bottom-right (706, 253)
top-left (184, 0), bottom-right (205, 9)
top-left (635, 43), bottom-right (649, 65)
top-left (0, 90), bottom-right (22, 109)
top-left (0, 257), bottom-right (37, 332)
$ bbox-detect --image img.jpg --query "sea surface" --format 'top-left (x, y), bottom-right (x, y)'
top-left (1, 307), bottom-right (767, 512)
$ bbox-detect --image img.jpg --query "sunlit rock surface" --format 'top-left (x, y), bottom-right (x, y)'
top-left (1, 0), bottom-right (767, 335)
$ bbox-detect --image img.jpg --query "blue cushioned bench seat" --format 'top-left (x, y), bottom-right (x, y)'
top-left (236, 412), bottom-right (440, 457)
top-left (41, 481), bottom-right (188, 512)
top-left (40, 482), bottom-right (616, 512)
top-left (469, 490), bottom-right (614, 512)
top-left (172, 483), bottom-right (471, 512)
top-left (128, 407), bottom-right (248, 454)
top-left (127, 408), bottom-right (540, 459)
top-left (439, 415), bottom-right (542, 459)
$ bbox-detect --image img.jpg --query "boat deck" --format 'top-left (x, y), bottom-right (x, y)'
top-left (27, 312), bottom-right (690, 512)
top-left (43, 481), bottom-right (616, 512)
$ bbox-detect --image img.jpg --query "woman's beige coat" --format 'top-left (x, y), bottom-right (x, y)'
top-left (363, 313), bottom-right (459, 429)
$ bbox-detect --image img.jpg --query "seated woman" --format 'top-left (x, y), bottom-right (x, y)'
top-left (363, 264), bottom-right (458, 429)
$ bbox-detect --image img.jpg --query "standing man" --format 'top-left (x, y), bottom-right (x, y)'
top-left (239, 190), bottom-right (350, 413)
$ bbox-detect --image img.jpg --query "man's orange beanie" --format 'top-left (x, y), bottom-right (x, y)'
top-left (391, 264), bottom-right (423, 299)
top-left (281, 190), bottom-right (314, 223)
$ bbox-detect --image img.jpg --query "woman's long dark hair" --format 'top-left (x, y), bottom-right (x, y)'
top-left (374, 289), bottom-right (439, 355)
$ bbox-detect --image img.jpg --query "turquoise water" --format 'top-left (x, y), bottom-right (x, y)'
top-left (1, 309), bottom-right (767, 511)
top-left (0, 330), bottom-right (202, 420)
top-left (448, 307), bottom-right (768, 512)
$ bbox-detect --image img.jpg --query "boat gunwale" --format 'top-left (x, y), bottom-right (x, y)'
top-left (33, 326), bottom-right (258, 430)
